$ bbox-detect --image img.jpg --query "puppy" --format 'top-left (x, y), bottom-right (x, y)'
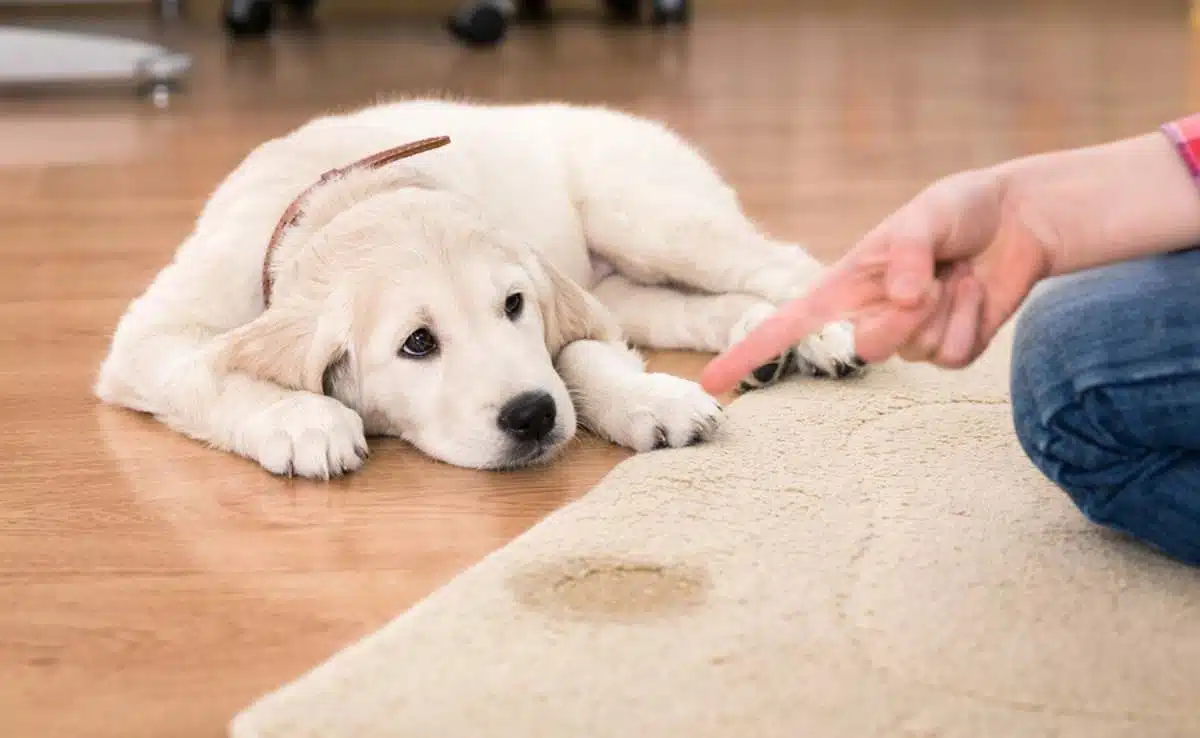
top-left (94, 98), bottom-right (863, 477)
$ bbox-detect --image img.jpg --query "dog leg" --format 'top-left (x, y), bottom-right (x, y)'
top-left (582, 187), bottom-right (825, 302)
top-left (582, 191), bottom-right (864, 379)
top-left (555, 338), bottom-right (723, 452)
top-left (95, 331), bottom-right (368, 479)
top-left (591, 273), bottom-right (766, 352)
top-left (591, 273), bottom-right (863, 392)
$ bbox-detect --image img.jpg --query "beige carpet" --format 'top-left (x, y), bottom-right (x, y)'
top-left (230, 327), bottom-right (1200, 738)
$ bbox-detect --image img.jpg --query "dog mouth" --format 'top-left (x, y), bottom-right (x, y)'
top-left (492, 432), bottom-right (569, 471)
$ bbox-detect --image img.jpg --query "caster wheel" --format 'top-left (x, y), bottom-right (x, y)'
top-left (516, 0), bottom-right (551, 23)
top-left (284, 0), bottom-right (316, 20)
top-left (224, 0), bottom-right (274, 36)
top-left (447, 2), bottom-right (509, 46)
top-left (604, 0), bottom-right (640, 23)
top-left (650, 0), bottom-right (689, 25)
top-left (149, 82), bottom-right (173, 109)
top-left (136, 77), bottom-right (183, 108)
top-left (133, 52), bottom-right (190, 107)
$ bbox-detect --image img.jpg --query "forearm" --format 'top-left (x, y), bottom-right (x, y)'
top-left (995, 125), bottom-right (1200, 276)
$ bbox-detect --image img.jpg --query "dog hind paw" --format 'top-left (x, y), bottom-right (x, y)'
top-left (794, 320), bottom-right (868, 380)
top-left (735, 347), bottom-right (801, 394)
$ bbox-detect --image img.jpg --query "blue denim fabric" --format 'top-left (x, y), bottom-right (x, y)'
top-left (1010, 247), bottom-right (1200, 566)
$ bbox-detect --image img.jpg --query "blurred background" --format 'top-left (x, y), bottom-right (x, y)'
top-left (1, 2), bottom-right (1198, 737)
top-left (3, 0), bottom-right (1196, 261)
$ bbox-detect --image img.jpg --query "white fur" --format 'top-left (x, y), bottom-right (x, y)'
top-left (95, 98), bottom-right (862, 477)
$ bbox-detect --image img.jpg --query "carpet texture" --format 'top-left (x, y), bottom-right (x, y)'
top-left (230, 327), bottom-right (1200, 738)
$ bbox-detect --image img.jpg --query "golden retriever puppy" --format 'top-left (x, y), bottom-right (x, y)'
top-left (95, 98), bottom-right (863, 477)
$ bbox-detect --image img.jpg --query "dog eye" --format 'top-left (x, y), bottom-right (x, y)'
top-left (504, 292), bottom-right (524, 320)
top-left (399, 328), bottom-right (438, 358)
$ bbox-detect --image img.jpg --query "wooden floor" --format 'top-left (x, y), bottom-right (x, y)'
top-left (1, 3), bottom-right (1196, 736)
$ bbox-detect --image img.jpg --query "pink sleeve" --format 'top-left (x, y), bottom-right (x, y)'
top-left (1161, 113), bottom-right (1200, 185)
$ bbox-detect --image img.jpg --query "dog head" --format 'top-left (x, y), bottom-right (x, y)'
top-left (215, 183), bottom-right (616, 470)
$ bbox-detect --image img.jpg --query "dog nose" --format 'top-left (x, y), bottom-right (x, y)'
top-left (497, 391), bottom-right (557, 443)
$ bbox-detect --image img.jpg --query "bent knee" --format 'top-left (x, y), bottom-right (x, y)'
top-left (1009, 255), bottom-right (1190, 444)
top-left (1008, 254), bottom-right (1200, 564)
top-left (1010, 279), bottom-right (1139, 518)
top-left (1010, 378), bottom-right (1122, 523)
top-left (1008, 277), bottom-right (1092, 459)
top-left (1010, 294), bottom-right (1200, 564)
top-left (1010, 385), bottom-right (1187, 557)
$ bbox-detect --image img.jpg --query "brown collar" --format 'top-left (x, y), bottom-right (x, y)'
top-left (261, 135), bottom-right (452, 307)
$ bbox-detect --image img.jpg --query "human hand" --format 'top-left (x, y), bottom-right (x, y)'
top-left (700, 168), bottom-right (1054, 395)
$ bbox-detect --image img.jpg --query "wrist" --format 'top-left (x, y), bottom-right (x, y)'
top-left (993, 130), bottom-right (1200, 277)
top-left (987, 152), bottom-right (1075, 281)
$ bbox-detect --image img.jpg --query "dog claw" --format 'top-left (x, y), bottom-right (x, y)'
top-left (653, 426), bottom-right (669, 450)
top-left (833, 355), bottom-right (867, 378)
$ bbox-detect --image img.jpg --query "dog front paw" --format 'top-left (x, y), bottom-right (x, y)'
top-left (589, 373), bottom-right (724, 453)
top-left (238, 393), bottom-right (368, 479)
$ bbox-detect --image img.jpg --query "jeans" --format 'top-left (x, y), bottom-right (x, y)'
top-left (1010, 247), bottom-right (1200, 567)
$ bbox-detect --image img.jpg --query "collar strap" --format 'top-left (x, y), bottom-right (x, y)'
top-left (261, 135), bottom-right (452, 307)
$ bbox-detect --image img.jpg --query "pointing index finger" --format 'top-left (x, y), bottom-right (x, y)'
top-left (699, 265), bottom-right (878, 395)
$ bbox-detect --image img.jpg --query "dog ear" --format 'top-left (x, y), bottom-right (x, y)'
top-left (526, 251), bottom-right (622, 357)
top-left (215, 297), bottom-right (352, 395)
